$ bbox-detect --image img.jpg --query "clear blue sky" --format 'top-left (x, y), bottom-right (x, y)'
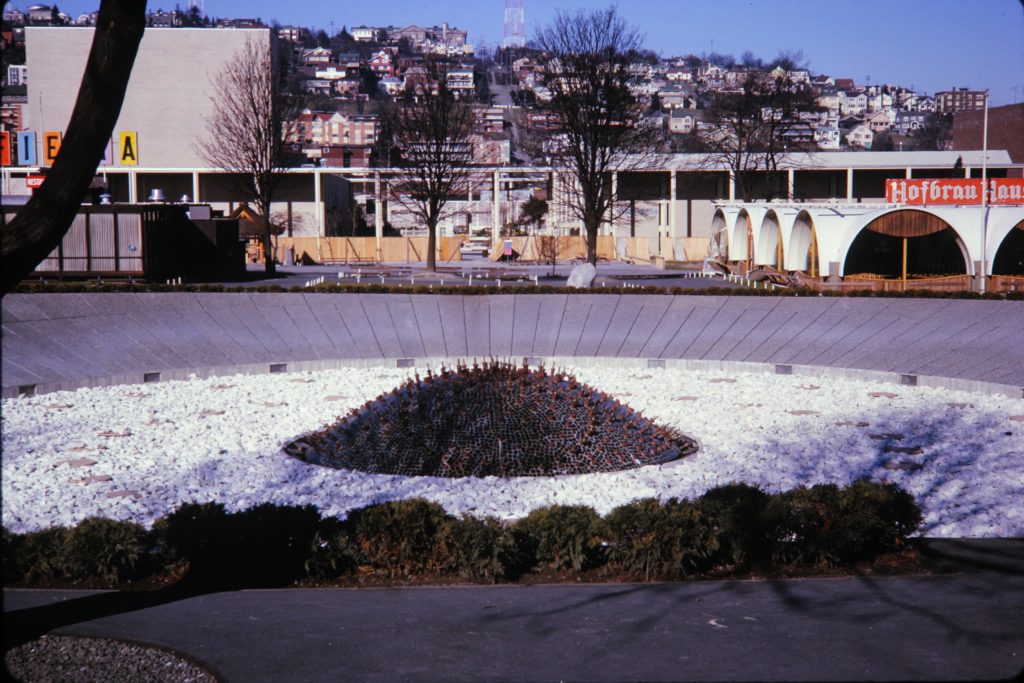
top-left (38, 0), bottom-right (1024, 105)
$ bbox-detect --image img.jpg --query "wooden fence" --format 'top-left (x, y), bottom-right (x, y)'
top-left (250, 235), bottom-right (712, 266)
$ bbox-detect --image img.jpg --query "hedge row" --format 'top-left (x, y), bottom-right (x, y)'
top-left (2, 481), bottom-right (922, 588)
top-left (13, 280), bottom-right (1022, 300)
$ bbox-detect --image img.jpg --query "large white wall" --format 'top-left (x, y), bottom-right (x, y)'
top-left (26, 27), bottom-right (269, 169)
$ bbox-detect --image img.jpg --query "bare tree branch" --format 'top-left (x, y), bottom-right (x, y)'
top-left (1, 0), bottom-right (146, 296)
top-left (531, 7), bottom-right (663, 265)
top-left (195, 35), bottom-right (296, 274)
top-left (384, 65), bottom-right (475, 271)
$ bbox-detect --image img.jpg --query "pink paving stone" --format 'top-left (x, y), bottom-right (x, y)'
top-left (1010, 416), bottom-right (1024, 422)
top-left (869, 391), bottom-right (898, 398)
top-left (126, 392), bottom-right (149, 399)
top-left (739, 403), bottom-right (765, 408)
top-left (262, 401), bottom-right (288, 407)
top-left (47, 403), bottom-right (74, 409)
top-left (947, 402), bottom-right (973, 409)
top-left (144, 418), bottom-right (175, 426)
top-left (58, 458), bottom-right (97, 468)
top-left (787, 410), bottom-right (820, 416)
top-left (883, 461), bottom-right (924, 472)
top-left (72, 475), bottom-right (113, 485)
top-left (836, 420), bottom-right (870, 427)
top-left (884, 445), bottom-right (924, 455)
top-left (97, 430), bottom-right (131, 438)
top-left (105, 490), bottom-right (141, 499)
top-left (200, 409), bottom-right (225, 417)
top-left (869, 433), bottom-right (905, 440)
top-left (324, 395), bottom-right (347, 402)
top-left (710, 378), bottom-right (737, 384)
top-left (799, 385), bottom-right (821, 390)
top-left (211, 384), bottom-right (235, 391)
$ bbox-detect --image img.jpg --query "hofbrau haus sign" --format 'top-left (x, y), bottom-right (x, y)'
top-left (886, 178), bottom-right (1024, 206)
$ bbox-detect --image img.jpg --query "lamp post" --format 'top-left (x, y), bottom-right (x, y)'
top-left (980, 90), bottom-right (989, 294)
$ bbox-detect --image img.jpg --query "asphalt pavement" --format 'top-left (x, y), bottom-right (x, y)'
top-left (4, 539), bottom-right (1023, 682)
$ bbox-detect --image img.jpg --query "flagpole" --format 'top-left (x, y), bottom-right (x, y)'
top-left (980, 90), bottom-right (989, 294)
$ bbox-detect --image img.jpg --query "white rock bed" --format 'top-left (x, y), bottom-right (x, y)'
top-left (2, 366), bottom-right (1022, 537)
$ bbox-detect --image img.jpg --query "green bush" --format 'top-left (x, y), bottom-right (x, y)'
top-left (605, 498), bottom-right (717, 580)
top-left (764, 482), bottom-right (922, 567)
top-left (61, 517), bottom-right (152, 585)
top-left (833, 480), bottom-right (922, 561)
top-left (5, 527), bottom-right (69, 584)
top-left (446, 515), bottom-right (525, 582)
top-left (152, 502), bottom-right (237, 583)
top-left (305, 517), bottom-right (357, 579)
top-left (231, 503), bottom-right (322, 585)
top-left (347, 499), bottom-right (455, 576)
top-left (695, 484), bottom-right (771, 567)
top-left (764, 484), bottom-right (843, 566)
top-left (514, 505), bottom-right (606, 572)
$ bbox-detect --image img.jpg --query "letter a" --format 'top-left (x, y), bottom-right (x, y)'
top-left (119, 132), bottom-right (138, 166)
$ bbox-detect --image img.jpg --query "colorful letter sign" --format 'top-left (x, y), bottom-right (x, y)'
top-left (43, 131), bottom-right (62, 165)
top-left (887, 178), bottom-right (1024, 206)
top-left (16, 131), bottom-right (36, 166)
top-left (0, 132), bottom-right (10, 166)
top-left (118, 132), bottom-right (138, 165)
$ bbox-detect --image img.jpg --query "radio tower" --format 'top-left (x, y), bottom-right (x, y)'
top-left (503, 0), bottom-right (525, 49)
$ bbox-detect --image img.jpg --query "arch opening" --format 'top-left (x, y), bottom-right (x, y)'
top-left (992, 220), bottom-right (1024, 276)
top-left (844, 211), bottom-right (967, 280)
top-left (755, 212), bottom-right (782, 268)
top-left (789, 212), bottom-right (819, 276)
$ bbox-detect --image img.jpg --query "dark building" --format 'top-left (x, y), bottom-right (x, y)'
top-left (953, 103), bottom-right (1024, 166)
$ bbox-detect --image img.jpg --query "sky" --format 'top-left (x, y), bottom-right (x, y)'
top-left (34, 0), bottom-right (1024, 105)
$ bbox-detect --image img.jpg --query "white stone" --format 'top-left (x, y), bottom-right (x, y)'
top-left (567, 263), bottom-right (597, 289)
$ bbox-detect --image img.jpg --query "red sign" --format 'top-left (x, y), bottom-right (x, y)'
top-left (886, 178), bottom-right (1024, 206)
top-left (989, 178), bottom-right (1024, 206)
top-left (26, 174), bottom-right (46, 189)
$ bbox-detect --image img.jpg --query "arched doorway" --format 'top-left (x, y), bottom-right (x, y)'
top-left (992, 220), bottom-right (1024, 275)
top-left (755, 211), bottom-right (783, 269)
top-left (788, 211), bottom-right (819, 277)
top-left (843, 210), bottom-right (968, 285)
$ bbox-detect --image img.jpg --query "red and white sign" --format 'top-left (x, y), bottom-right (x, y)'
top-left (26, 174), bottom-right (46, 189)
top-left (886, 178), bottom-right (1024, 206)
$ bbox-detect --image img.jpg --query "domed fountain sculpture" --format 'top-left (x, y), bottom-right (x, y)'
top-left (285, 361), bottom-right (699, 477)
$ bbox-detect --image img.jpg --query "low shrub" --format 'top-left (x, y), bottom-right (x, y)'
top-left (230, 503), bottom-right (322, 586)
top-left (4, 527), bottom-right (69, 584)
top-left (764, 484), bottom-right (843, 566)
top-left (151, 502), bottom-right (237, 584)
top-left (764, 481), bottom-right (922, 567)
top-left (305, 517), bottom-right (357, 579)
top-left (61, 517), bottom-right (152, 585)
top-left (346, 499), bottom-right (455, 576)
top-left (446, 515), bottom-right (525, 582)
top-left (695, 483), bottom-right (771, 567)
top-left (833, 480), bottom-right (922, 562)
top-left (605, 498), bottom-right (717, 580)
top-left (514, 505), bottom-right (607, 572)
top-left (1, 480), bottom-right (924, 586)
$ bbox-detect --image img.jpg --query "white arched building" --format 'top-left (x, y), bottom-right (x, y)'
top-left (714, 201), bottom-right (1024, 290)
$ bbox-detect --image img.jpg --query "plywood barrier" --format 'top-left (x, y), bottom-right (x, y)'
top-left (263, 237), bottom-right (466, 264)
top-left (491, 236), bottom-right (617, 262)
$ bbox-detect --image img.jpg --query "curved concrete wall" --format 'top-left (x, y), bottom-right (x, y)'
top-left (3, 293), bottom-right (1023, 398)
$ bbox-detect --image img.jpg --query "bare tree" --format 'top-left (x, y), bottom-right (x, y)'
top-left (385, 69), bottom-right (475, 271)
top-left (532, 7), bottom-right (663, 266)
top-left (1, 0), bottom-right (146, 296)
top-left (197, 35), bottom-right (294, 275)
top-left (700, 71), bottom-right (820, 201)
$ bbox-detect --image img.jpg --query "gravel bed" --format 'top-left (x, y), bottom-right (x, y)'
top-left (4, 635), bottom-right (219, 683)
